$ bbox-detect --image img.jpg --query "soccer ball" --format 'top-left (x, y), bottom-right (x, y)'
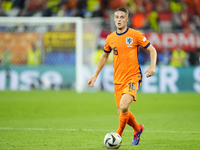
top-left (104, 132), bottom-right (122, 149)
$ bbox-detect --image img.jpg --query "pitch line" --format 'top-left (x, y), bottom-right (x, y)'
top-left (0, 127), bottom-right (200, 134)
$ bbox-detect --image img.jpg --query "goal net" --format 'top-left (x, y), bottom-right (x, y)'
top-left (0, 17), bottom-right (103, 92)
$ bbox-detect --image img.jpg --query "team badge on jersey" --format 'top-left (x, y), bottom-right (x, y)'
top-left (126, 37), bottom-right (133, 47)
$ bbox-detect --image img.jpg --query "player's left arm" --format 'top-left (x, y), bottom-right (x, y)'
top-left (144, 44), bottom-right (157, 78)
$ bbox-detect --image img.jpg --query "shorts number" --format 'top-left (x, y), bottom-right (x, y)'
top-left (128, 82), bottom-right (135, 91)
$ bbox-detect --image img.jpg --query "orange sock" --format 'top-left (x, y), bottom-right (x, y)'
top-left (127, 111), bottom-right (140, 132)
top-left (116, 111), bottom-right (129, 136)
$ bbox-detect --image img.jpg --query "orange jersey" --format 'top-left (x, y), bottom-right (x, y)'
top-left (104, 28), bottom-right (150, 84)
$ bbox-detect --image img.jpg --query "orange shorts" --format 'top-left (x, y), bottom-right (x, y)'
top-left (114, 77), bottom-right (142, 107)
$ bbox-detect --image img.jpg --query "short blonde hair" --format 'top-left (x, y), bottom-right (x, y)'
top-left (114, 7), bottom-right (129, 16)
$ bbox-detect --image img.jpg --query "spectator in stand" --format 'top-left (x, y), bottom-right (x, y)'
top-left (92, 3), bottom-right (104, 17)
top-left (13, 0), bottom-right (25, 10)
top-left (169, 0), bottom-right (183, 12)
top-left (56, 3), bottom-right (68, 17)
top-left (134, 0), bottom-right (145, 11)
top-left (125, 0), bottom-right (137, 15)
top-left (76, 0), bottom-right (92, 17)
top-left (169, 0), bottom-right (183, 30)
top-left (180, 2), bottom-right (197, 32)
top-left (87, 0), bottom-right (100, 13)
top-left (143, 0), bottom-right (154, 12)
top-left (23, 0), bottom-right (60, 17)
top-left (22, 0), bottom-right (46, 16)
top-left (43, 0), bottom-right (61, 16)
top-left (0, 46), bottom-right (12, 73)
top-left (0, 0), bottom-right (13, 16)
top-left (184, 0), bottom-right (196, 14)
top-left (108, 0), bottom-right (126, 10)
top-left (193, 0), bottom-right (200, 13)
top-left (131, 6), bottom-right (147, 29)
top-left (88, 0), bottom-right (104, 18)
top-left (27, 43), bottom-right (41, 66)
top-left (0, 0), bottom-right (21, 16)
top-left (158, 47), bottom-right (171, 66)
top-left (147, 7), bottom-right (160, 31)
top-left (170, 45), bottom-right (187, 67)
top-left (188, 48), bottom-right (200, 66)
top-left (155, 0), bottom-right (170, 12)
top-left (93, 45), bottom-right (113, 65)
top-left (56, 0), bottom-right (79, 17)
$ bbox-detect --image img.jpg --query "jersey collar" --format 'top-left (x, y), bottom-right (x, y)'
top-left (116, 27), bottom-right (129, 35)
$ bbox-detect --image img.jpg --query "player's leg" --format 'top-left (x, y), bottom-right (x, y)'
top-left (128, 111), bottom-right (144, 145)
top-left (122, 79), bottom-right (144, 145)
top-left (115, 85), bottom-right (140, 131)
top-left (127, 111), bottom-right (140, 132)
top-left (116, 93), bottom-right (133, 136)
top-left (115, 82), bottom-right (141, 137)
top-left (123, 79), bottom-right (141, 132)
top-left (116, 98), bottom-right (140, 132)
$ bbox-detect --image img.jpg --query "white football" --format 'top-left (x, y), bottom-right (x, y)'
top-left (104, 132), bottom-right (122, 149)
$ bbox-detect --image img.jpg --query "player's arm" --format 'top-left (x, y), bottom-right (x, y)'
top-left (87, 51), bottom-right (110, 87)
top-left (144, 44), bottom-right (157, 78)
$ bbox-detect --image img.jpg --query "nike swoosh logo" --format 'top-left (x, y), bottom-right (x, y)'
top-left (120, 120), bottom-right (126, 123)
top-left (111, 42), bottom-right (115, 45)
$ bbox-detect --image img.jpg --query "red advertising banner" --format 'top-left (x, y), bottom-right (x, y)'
top-left (145, 32), bottom-right (200, 52)
top-left (100, 30), bottom-right (200, 52)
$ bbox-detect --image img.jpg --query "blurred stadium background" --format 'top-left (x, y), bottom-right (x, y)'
top-left (0, 0), bottom-right (200, 93)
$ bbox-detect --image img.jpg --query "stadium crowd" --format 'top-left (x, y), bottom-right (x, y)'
top-left (0, 0), bottom-right (200, 66)
top-left (1, 0), bottom-right (200, 32)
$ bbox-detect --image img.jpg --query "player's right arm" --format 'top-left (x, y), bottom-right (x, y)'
top-left (87, 51), bottom-right (110, 87)
top-left (144, 44), bottom-right (157, 78)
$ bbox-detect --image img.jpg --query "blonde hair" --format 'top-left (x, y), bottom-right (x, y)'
top-left (114, 7), bottom-right (129, 16)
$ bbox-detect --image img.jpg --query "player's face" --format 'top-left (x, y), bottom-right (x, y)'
top-left (114, 11), bottom-right (128, 31)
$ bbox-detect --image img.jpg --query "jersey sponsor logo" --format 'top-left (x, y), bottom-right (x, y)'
top-left (126, 37), bottom-right (133, 47)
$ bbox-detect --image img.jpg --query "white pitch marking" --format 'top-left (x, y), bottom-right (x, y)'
top-left (0, 127), bottom-right (200, 134)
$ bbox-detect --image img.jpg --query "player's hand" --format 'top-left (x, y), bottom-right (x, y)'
top-left (144, 67), bottom-right (155, 78)
top-left (87, 76), bottom-right (97, 87)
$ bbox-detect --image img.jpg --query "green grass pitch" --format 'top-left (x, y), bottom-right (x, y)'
top-left (0, 90), bottom-right (200, 150)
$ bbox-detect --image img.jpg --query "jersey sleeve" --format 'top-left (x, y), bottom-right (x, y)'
top-left (136, 31), bottom-right (150, 49)
top-left (103, 35), bottom-right (112, 53)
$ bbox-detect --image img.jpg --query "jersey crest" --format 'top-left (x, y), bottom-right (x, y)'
top-left (126, 37), bottom-right (133, 47)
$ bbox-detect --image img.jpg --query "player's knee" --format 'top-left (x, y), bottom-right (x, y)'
top-left (119, 105), bottom-right (128, 113)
